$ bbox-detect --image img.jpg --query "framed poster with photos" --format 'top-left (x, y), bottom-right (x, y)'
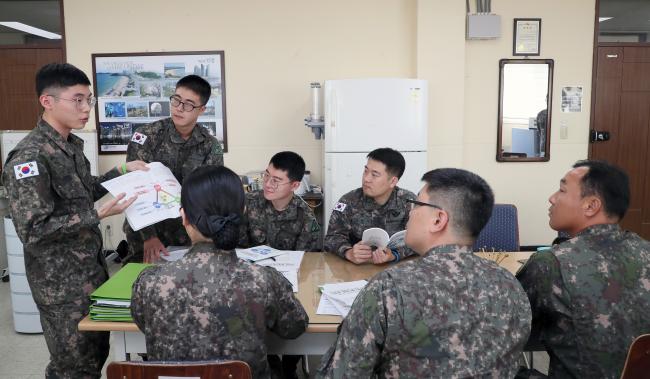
top-left (91, 51), bottom-right (227, 154)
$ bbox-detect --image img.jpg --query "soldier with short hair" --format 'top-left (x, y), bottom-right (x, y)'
top-left (318, 168), bottom-right (531, 378)
top-left (131, 165), bottom-right (308, 379)
top-left (2, 63), bottom-right (148, 378)
top-left (239, 151), bottom-right (321, 252)
top-left (517, 160), bottom-right (650, 378)
top-left (123, 74), bottom-right (223, 263)
top-left (324, 147), bottom-right (416, 265)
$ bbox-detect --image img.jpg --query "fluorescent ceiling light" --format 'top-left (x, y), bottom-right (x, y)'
top-left (599, 17), bottom-right (613, 22)
top-left (0, 22), bottom-right (61, 39)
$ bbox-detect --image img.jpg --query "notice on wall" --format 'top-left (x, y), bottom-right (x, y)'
top-left (561, 86), bottom-right (583, 113)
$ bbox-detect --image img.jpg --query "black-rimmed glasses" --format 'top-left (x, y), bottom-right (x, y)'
top-left (47, 94), bottom-right (96, 109)
top-left (170, 95), bottom-right (204, 112)
top-left (406, 198), bottom-right (444, 211)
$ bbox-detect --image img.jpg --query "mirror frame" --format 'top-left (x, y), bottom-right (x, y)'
top-left (497, 58), bottom-right (554, 162)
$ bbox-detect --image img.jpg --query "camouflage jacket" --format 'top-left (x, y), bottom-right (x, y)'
top-left (125, 118), bottom-right (223, 241)
top-left (317, 244), bottom-right (531, 378)
top-left (238, 190), bottom-right (321, 251)
top-left (324, 187), bottom-right (416, 259)
top-left (2, 119), bottom-right (119, 305)
top-left (131, 242), bottom-right (309, 378)
top-left (517, 224), bottom-right (650, 378)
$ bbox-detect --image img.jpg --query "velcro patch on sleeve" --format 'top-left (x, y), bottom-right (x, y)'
top-left (334, 202), bottom-right (347, 212)
top-left (131, 132), bottom-right (147, 145)
top-left (14, 161), bottom-right (39, 180)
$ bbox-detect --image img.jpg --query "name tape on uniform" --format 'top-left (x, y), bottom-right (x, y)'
top-left (14, 161), bottom-right (39, 180)
top-left (131, 132), bottom-right (147, 145)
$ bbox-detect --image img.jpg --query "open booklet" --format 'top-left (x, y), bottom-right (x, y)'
top-left (101, 162), bottom-right (181, 231)
top-left (361, 228), bottom-right (406, 250)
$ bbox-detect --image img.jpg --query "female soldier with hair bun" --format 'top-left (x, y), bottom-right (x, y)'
top-left (131, 165), bottom-right (308, 378)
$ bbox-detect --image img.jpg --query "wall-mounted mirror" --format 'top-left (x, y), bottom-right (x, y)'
top-left (497, 59), bottom-right (553, 162)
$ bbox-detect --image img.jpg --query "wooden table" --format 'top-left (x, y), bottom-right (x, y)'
top-left (79, 251), bottom-right (532, 360)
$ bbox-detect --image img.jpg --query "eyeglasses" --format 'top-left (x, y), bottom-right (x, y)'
top-left (170, 95), bottom-right (204, 112)
top-left (261, 171), bottom-right (292, 190)
top-left (47, 95), bottom-right (96, 109)
top-left (406, 199), bottom-right (444, 211)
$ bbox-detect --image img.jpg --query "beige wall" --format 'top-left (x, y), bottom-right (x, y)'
top-left (64, 0), bottom-right (595, 247)
top-left (418, 0), bottom-right (595, 245)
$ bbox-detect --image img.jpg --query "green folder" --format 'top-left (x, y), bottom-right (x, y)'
top-left (91, 263), bottom-right (151, 301)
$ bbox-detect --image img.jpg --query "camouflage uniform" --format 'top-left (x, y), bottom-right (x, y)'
top-left (324, 187), bottom-right (416, 260)
top-left (2, 119), bottom-right (117, 379)
top-left (131, 241), bottom-right (309, 378)
top-left (239, 190), bottom-right (321, 251)
top-left (317, 244), bottom-right (532, 378)
top-left (123, 118), bottom-right (223, 262)
top-left (517, 224), bottom-right (650, 378)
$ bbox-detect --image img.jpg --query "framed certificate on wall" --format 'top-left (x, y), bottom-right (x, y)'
top-left (513, 18), bottom-right (541, 56)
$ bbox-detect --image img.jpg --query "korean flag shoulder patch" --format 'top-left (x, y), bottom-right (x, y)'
top-left (334, 202), bottom-right (347, 212)
top-left (14, 161), bottom-right (39, 180)
top-left (131, 132), bottom-right (147, 145)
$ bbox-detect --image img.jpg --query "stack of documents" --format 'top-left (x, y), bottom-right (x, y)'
top-left (316, 280), bottom-right (368, 318)
top-left (236, 246), bottom-right (304, 293)
top-left (89, 263), bottom-right (151, 322)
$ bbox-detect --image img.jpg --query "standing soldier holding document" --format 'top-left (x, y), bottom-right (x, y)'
top-left (2, 63), bottom-right (148, 379)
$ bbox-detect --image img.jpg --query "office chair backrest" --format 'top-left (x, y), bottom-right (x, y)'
top-left (472, 204), bottom-right (520, 252)
top-left (106, 360), bottom-right (252, 379)
top-left (620, 334), bottom-right (650, 379)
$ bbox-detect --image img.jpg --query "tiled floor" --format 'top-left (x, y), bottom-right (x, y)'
top-left (0, 264), bottom-right (548, 378)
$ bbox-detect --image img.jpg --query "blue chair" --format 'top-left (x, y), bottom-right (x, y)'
top-left (472, 204), bottom-right (520, 252)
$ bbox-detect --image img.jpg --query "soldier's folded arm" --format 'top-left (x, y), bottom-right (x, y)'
top-left (323, 211), bottom-right (353, 257)
top-left (297, 212), bottom-right (321, 252)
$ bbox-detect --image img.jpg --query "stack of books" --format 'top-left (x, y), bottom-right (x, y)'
top-left (89, 263), bottom-right (150, 322)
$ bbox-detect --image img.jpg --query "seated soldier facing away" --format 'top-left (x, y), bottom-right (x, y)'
top-left (131, 165), bottom-right (308, 378)
top-left (318, 168), bottom-right (532, 378)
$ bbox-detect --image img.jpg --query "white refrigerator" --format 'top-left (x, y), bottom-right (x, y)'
top-left (323, 78), bottom-right (428, 229)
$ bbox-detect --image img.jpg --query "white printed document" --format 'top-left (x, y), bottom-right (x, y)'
top-left (256, 251), bottom-right (305, 292)
top-left (101, 162), bottom-right (181, 231)
top-left (235, 245), bottom-right (288, 262)
top-left (160, 246), bottom-right (190, 262)
top-left (316, 280), bottom-right (368, 317)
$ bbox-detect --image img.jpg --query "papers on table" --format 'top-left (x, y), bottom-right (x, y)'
top-left (160, 246), bottom-right (190, 262)
top-left (89, 263), bottom-right (151, 322)
top-left (316, 280), bottom-right (368, 318)
top-left (101, 162), bottom-right (181, 231)
top-left (236, 246), bottom-right (304, 292)
top-left (256, 251), bottom-right (305, 292)
top-left (235, 245), bottom-right (288, 262)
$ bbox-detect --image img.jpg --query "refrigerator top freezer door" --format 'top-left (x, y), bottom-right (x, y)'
top-left (324, 78), bottom-right (428, 153)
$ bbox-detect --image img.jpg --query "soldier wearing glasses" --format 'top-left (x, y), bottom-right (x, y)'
top-left (318, 168), bottom-right (531, 378)
top-left (123, 74), bottom-right (223, 263)
top-left (239, 151), bottom-right (320, 252)
top-left (2, 63), bottom-right (148, 378)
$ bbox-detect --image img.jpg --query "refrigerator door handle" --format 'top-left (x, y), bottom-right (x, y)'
top-left (331, 89), bottom-right (337, 128)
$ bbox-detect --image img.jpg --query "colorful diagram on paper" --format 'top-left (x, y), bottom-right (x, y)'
top-left (132, 178), bottom-right (180, 216)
